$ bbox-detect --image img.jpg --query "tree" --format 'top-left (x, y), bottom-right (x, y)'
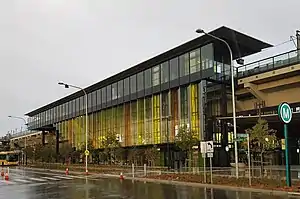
top-left (244, 119), bottom-right (278, 174)
top-left (175, 124), bottom-right (199, 166)
top-left (24, 146), bottom-right (34, 163)
top-left (144, 145), bottom-right (160, 166)
top-left (59, 142), bottom-right (73, 164)
top-left (101, 131), bottom-right (121, 164)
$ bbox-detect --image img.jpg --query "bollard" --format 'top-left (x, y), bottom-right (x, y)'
top-left (132, 163), bottom-right (135, 178)
top-left (120, 172), bottom-right (124, 180)
top-left (144, 164), bottom-right (147, 176)
top-left (1, 168), bottom-right (4, 177)
top-left (7, 167), bottom-right (9, 175)
top-left (4, 172), bottom-right (9, 181)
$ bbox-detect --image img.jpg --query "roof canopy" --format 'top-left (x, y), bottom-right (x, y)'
top-left (26, 26), bottom-right (272, 116)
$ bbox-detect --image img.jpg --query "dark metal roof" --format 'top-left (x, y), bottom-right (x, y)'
top-left (25, 26), bottom-right (272, 117)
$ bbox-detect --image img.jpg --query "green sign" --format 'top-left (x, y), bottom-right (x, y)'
top-left (278, 102), bottom-right (292, 124)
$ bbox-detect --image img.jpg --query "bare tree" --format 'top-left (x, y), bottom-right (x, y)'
top-left (245, 119), bottom-right (278, 174)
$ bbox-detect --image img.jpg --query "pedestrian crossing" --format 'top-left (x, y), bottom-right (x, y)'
top-left (0, 173), bottom-right (84, 186)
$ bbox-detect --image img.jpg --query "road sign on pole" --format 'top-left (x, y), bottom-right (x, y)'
top-left (200, 141), bottom-right (207, 154)
top-left (206, 141), bottom-right (214, 153)
top-left (278, 102), bottom-right (292, 187)
top-left (84, 150), bottom-right (90, 156)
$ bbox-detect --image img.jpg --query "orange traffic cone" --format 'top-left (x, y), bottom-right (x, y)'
top-left (65, 168), bottom-right (69, 175)
top-left (4, 172), bottom-right (9, 181)
top-left (120, 172), bottom-right (124, 180)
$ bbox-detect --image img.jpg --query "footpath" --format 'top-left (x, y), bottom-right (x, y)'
top-left (21, 165), bottom-right (300, 197)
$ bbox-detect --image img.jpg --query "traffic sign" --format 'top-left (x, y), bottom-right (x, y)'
top-left (207, 152), bottom-right (213, 158)
top-left (200, 142), bottom-right (207, 153)
top-left (278, 102), bottom-right (292, 124)
top-left (84, 150), bottom-right (89, 156)
top-left (206, 141), bottom-right (214, 153)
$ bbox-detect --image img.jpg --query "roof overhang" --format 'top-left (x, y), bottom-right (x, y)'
top-left (25, 26), bottom-right (272, 117)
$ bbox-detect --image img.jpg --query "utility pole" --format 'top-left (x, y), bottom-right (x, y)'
top-left (296, 30), bottom-right (300, 51)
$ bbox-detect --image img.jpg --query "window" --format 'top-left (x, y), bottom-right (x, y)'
top-left (152, 65), bottom-right (160, 86)
top-left (102, 88), bottom-right (106, 104)
top-left (97, 89), bottom-right (101, 105)
top-left (201, 43), bottom-right (214, 70)
top-left (112, 83), bottom-right (118, 100)
top-left (161, 61), bottom-right (169, 83)
top-left (107, 85), bottom-right (112, 101)
top-left (92, 91), bottom-right (97, 107)
top-left (179, 53), bottom-right (189, 77)
top-left (189, 48), bottom-right (200, 74)
top-left (144, 68), bottom-right (151, 89)
top-left (124, 78), bottom-right (130, 96)
top-left (76, 98), bottom-right (80, 113)
top-left (79, 96), bottom-right (84, 111)
top-left (130, 75), bottom-right (136, 94)
top-left (72, 99), bottom-right (76, 115)
top-left (118, 80), bottom-right (123, 98)
top-left (88, 93), bottom-right (92, 108)
top-left (137, 72), bottom-right (144, 91)
top-left (170, 57), bottom-right (179, 80)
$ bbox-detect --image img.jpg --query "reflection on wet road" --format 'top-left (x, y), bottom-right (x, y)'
top-left (0, 168), bottom-right (298, 199)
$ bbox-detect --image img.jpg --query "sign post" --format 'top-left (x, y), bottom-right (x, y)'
top-left (278, 102), bottom-right (292, 187)
top-left (206, 141), bottom-right (214, 184)
top-left (200, 141), bottom-right (207, 183)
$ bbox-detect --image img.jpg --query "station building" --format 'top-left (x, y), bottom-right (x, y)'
top-left (24, 26), bottom-right (273, 166)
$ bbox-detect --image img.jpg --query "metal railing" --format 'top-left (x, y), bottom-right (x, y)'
top-left (237, 49), bottom-right (300, 78)
top-left (10, 130), bottom-right (39, 138)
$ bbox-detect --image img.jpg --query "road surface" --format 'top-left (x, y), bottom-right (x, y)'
top-left (0, 167), bottom-right (298, 199)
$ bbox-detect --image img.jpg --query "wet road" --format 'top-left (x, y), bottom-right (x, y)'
top-left (0, 168), bottom-right (299, 199)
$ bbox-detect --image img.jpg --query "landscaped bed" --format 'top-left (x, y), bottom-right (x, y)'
top-left (146, 173), bottom-right (300, 192)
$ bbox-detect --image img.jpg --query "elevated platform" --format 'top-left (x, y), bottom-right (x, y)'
top-left (236, 50), bottom-right (300, 113)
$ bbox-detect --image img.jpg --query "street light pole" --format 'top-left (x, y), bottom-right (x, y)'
top-left (58, 82), bottom-right (89, 174)
top-left (195, 29), bottom-right (239, 178)
top-left (8, 115), bottom-right (27, 165)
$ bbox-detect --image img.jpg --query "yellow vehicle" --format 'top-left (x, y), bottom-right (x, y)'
top-left (0, 150), bottom-right (20, 166)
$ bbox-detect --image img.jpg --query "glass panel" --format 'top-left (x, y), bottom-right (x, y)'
top-left (72, 99), bottom-right (76, 115)
top-left (201, 43), bottom-right (214, 70)
top-left (152, 65), bottom-right (160, 86)
top-left (137, 72), bottom-right (144, 91)
top-left (112, 82), bottom-right (118, 100)
top-left (131, 101), bottom-right (137, 145)
top-left (145, 97), bottom-right (152, 144)
top-left (92, 91), bottom-right (97, 107)
top-left (101, 87), bottom-right (106, 104)
top-left (144, 68), bottom-right (152, 89)
top-left (118, 80), bottom-right (123, 98)
top-left (152, 94), bottom-right (161, 144)
top-left (137, 99), bottom-right (144, 145)
top-left (96, 89), bottom-right (101, 105)
top-left (107, 85), bottom-right (112, 101)
top-left (124, 78), bottom-right (130, 96)
top-left (88, 93), bottom-right (92, 108)
top-left (161, 61), bottom-right (169, 83)
top-left (130, 75), bottom-right (136, 94)
top-left (79, 96), bottom-right (84, 111)
top-left (180, 86), bottom-right (188, 124)
top-left (170, 57), bottom-right (179, 81)
top-left (189, 48), bottom-right (200, 74)
top-left (179, 53), bottom-right (189, 77)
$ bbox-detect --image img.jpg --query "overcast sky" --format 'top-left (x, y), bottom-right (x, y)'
top-left (0, 0), bottom-right (299, 135)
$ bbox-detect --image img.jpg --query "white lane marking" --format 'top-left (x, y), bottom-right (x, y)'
top-left (13, 179), bottom-right (32, 183)
top-left (41, 176), bottom-right (60, 181)
top-left (53, 175), bottom-right (73, 180)
top-left (0, 179), bottom-right (17, 184)
top-left (27, 177), bottom-right (47, 182)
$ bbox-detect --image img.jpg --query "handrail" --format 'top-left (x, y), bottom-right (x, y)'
top-left (237, 49), bottom-right (300, 78)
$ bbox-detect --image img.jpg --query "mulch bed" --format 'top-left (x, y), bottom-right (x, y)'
top-left (146, 174), bottom-right (300, 192)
